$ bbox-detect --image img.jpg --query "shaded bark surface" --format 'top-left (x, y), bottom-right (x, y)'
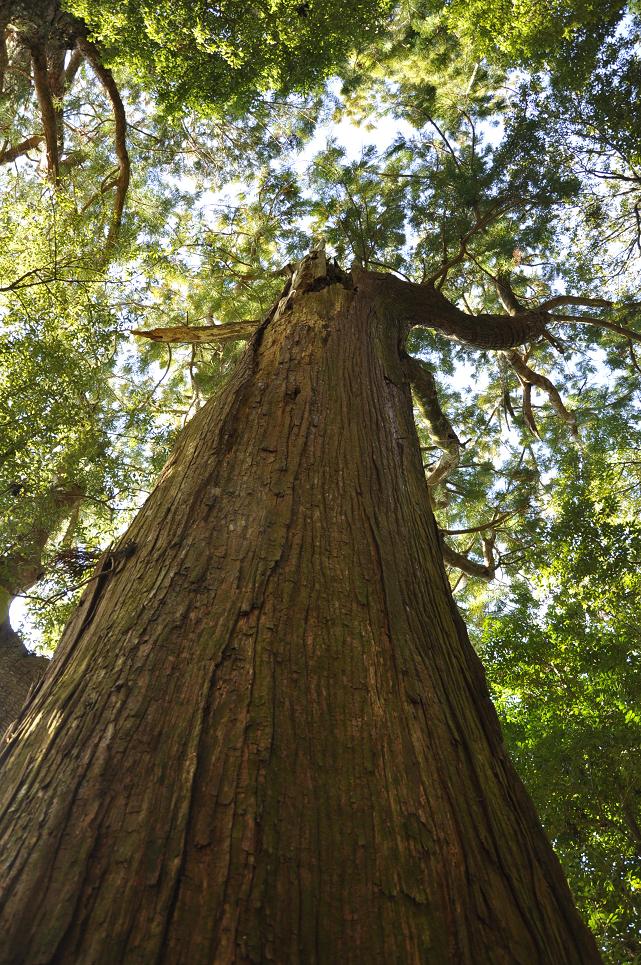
top-left (0, 620), bottom-right (47, 735)
top-left (0, 263), bottom-right (601, 963)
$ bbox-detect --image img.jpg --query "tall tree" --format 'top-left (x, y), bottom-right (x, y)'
top-left (1, 0), bottom-right (640, 959)
top-left (0, 249), bottom-right (603, 963)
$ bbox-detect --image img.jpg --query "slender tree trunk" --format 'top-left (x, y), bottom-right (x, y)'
top-left (0, 257), bottom-right (601, 963)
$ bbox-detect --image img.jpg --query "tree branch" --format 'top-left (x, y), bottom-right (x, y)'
top-left (0, 482), bottom-right (84, 600)
top-left (132, 321), bottom-right (260, 344)
top-left (424, 199), bottom-right (517, 288)
top-left (441, 509), bottom-right (517, 535)
top-left (495, 273), bottom-right (524, 316)
top-left (550, 313), bottom-right (641, 345)
top-left (441, 534), bottom-right (496, 581)
top-left (521, 380), bottom-right (539, 437)
top-left (402, 353), bottom-right (460, 486)
top-left (505, 349), bottom-right (578, 437)
top-left (64, 47), bottom-right (83, 86)
top-left (0, 26), bottom-right (8, 95)
top-left (76, 39), bottom-right (130, 243)
top-left (539, 294), bottom-right (615, 311)
top-left (28, 41), bottom-right (59, 178)
top-left (0, 133), bottom-right (44, 165)
top-left (352, 266), bottom-right (549, 350)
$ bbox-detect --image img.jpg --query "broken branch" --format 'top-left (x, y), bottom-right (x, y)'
top-left (132, 321), bottom-right (260, 344)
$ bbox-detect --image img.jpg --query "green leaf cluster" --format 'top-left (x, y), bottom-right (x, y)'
top-left (64, 0), bottom-right (393, 115)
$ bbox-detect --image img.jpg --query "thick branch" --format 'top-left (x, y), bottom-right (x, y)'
top-left (76, 39), bottom-right (130, 243)
top-left (48, 44), bottom-right (66, 155)
top-left (64, 47), bottom-right (82, 86)
top-left (492, 274), bottom-right (578, 437)
top-left (0, 483), bottom-right (85, 601)
top-left (521, 380), bottom-right (539, 437)
top-left (352, 266), bottom-right (549, 349)
top-left (133, 321), bottom-right (260, 344)
top-left (0, 26), bottom-right (9, 94)
top-left (505, 349), bottom-right (578, 437)
top-left (495, 274), bottom-right (524, 316)
top-left (0, 133), bottom-right (44, 165)
top-left (0, 44), bottom-right (81, 168)
top-left (402, 353), bottom-right (460, 486)
top-left (540, 295), bottom-right (618, 311)
top-left (441, 535), bottom-right (496, 581)
top-left (28, 41), bottom-right (59, 178)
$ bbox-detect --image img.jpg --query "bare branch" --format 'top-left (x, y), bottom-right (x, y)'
top-left (425, 199), bottom-right (518, 288)
top-left (551, 313), bottom-right (641, 345)
top-left (521, 380), bottom-right (539, 437)
top-left (132, 321), bottom-right (260, 344)
top-left (0, 133), bottom-right (44, 165)
top-left (441, 509), bottom-right (518, 535)
top-left (539, 294), bottom-right (615, 311)
top-left (64, 47), bottom-right (83, 86)
top-left (441, 534), bottom-right (496, 581)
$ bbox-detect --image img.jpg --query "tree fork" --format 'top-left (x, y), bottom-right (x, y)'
top-left (0, 254), bottom-right (601, 963)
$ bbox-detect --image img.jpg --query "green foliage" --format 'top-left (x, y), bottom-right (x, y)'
top-left (0, 182), bottom-right (175, 647)
top-left (65, 0), bottom-right (393, 115)
top-left (431, 0), bottom-right (628, 80)
top-left (476, 451), bottom-right (641, 963)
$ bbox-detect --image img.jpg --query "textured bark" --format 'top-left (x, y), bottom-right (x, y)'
top-left (28, 39), bottom-right (59, 177)
top-left (0, 258), bottom-right (601, 964)
top-left (0, 619), bottom-right (47, 735)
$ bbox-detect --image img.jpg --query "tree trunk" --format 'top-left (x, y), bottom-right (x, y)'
top-left (0, 257), bottom-right (601, 963)
top-left (0, 617), bottom-right (48, 735)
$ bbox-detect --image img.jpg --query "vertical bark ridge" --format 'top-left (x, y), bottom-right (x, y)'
top-left (0, 271), bottom-right (600, 963)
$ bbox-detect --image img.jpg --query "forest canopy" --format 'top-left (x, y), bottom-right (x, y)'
top-left (1, 0), bottom-right (640, 961)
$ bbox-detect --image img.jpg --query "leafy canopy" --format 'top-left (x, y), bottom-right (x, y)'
top-left (65, 0), bottom-right (393, 114)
